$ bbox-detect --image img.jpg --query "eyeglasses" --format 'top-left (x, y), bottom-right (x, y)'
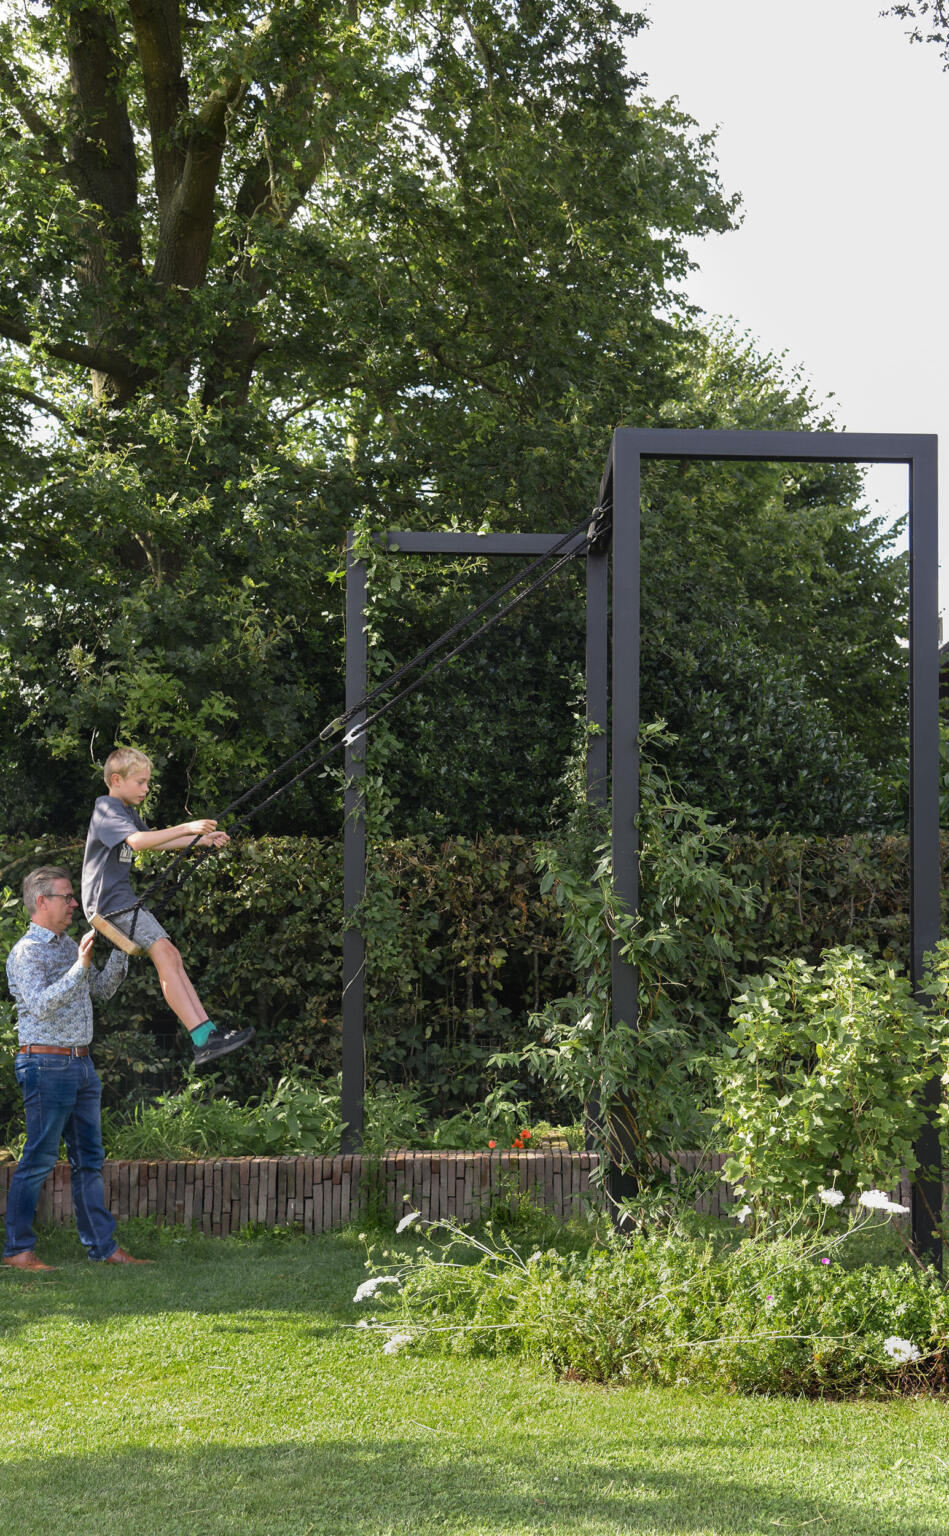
top-left (43, 892), bottom-right (79, 904)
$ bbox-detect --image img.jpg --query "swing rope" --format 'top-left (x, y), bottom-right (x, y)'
top-left (104, 511), bottom-right (604, 940)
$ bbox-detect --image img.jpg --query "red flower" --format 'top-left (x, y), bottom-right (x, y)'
top-left (521, 1129), bottom-right (532, 1140)
top-left (512, 1138), bottom-right (523, 1149)
top-left (488, 1140), bottom-right (497, 1149)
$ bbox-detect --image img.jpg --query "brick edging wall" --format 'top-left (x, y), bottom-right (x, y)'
top-left (0, 1150), bottom-right (601, 1236)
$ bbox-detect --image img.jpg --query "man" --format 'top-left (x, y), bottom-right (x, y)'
top-left (3, 865), bottom-right (151, 1269)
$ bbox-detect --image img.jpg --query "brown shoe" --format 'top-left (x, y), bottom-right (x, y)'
top-left (102, 1246), bottom-right (153, 1265)
top-left (2, 1251), bottom-right (56, 1271)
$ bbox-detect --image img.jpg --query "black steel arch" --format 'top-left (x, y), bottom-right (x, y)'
top-left (604, 428), bottom-right (941, 1262)
top-left (341, 529), bottom-right (608, 1149)
top-left (340, 427), bottom-right (941, 1261)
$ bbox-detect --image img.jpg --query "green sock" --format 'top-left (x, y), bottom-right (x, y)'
top-left (191, 1021), bottom-right (216, 1049)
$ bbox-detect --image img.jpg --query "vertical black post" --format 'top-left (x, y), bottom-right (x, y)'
top-left (583, 540), bottom-right (610, 1155)
top-left (586, 546), bottom-right (609, 809)
top-left (909, 442), bottom-right (942, 1266)
top-left (341, 537), bottom-right (367, 1153)
top-left (608, 430), bottom-right (641, 1204)
top-left (610, 432), bottom-right (640, 1021)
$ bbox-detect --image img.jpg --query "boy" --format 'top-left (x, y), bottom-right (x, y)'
top-left (81, 747), bottom-right (254, 1068)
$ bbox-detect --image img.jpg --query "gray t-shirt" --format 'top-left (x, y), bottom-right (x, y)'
top-left (81, 795), bottom-right (147, 919)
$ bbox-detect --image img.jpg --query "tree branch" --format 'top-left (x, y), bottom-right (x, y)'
top-left (64, 0), bottom-right (141, 263)
top-left (150, 14), bottom-right (301, 293)
top-left (127, 0), bottom-right (188, 210)
top-left (0, 53), bottom-right (68, 168)
top-left (0, 311), bottom-right (139, 380)
top-left (0, 381), bottom-right (87, 431)
top-left (151, 68), bottom-right (247, 289)
top-left (200, 72), bottom-right (336, 403)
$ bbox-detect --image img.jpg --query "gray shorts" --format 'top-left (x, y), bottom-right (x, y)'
top-left (103, 905), bottom-right (170, 951)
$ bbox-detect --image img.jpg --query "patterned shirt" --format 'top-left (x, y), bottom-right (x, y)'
top-left (6, 924), bottom-right (128, 1046)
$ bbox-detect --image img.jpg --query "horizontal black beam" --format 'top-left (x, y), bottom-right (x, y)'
top-left (383, 531), bottom-right (588, 556)
top-left (609, 427), bottom-right (934, 466)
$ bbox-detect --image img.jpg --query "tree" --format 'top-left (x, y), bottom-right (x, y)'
top-left (0, 0), bottom-right (736, 833)
top-left (636, 327), bottom-right (908, 831)
top-left (885, 2), bottom-right (949, 63)
top-left (373, 328), bottom-right (908, 837)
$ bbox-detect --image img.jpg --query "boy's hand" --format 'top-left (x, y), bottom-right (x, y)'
top-left (78, 930), bottom-right (95, 969)
top-left (200, 830), bottom-right (230, 848)
top-left (185, 818), bottom-right (217, 836)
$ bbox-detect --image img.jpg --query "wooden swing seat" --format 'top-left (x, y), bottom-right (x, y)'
top-left (90, 912), bottom-right (143, 957)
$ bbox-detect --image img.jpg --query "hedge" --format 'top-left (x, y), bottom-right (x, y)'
top-left (0, 831), bottom-right (941, 1115)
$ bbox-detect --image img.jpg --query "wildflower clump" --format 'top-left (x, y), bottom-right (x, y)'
top-left (345, 1194), bottom-right (949, 1397)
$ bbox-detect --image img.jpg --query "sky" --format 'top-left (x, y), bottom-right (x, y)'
top-left (630, 0), bottom-right (949, 617)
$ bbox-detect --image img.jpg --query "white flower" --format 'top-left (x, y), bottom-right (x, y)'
top-left (857, 1190), bottom-right (891, 1210)
top-left (818, 1188), bottom-right (845, 1207)
top-left (734, 1205), bottom-right (752, 1223)
top-left (884, 1335), bottom-right (921, 1364)
top-left (396, 1211), bottom-right (421, 1233)
top-left (528, 1250), bottom-right (543, 1263)
top-left (858, 1190), bottom-right (910, 1215)
top-left (353, 1275), bottom-right (400, 1303)
top-left (355, 1319), bottom-right (370, 1329)
top-left (382, 1332), bottom-right (413, 1356)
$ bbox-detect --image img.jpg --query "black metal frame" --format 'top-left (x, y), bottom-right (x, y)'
top-left (603, 428), bottom-right (941, 1261)
top-left (341, 529), bottom-right (608, 1150)
top-left (341, 426), bottom-right (941, 1260)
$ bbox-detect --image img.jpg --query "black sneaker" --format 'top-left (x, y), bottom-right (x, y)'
top-left (193, 1025), bottom-right (256, 1068)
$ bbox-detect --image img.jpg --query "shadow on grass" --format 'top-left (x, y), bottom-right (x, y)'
top-left (0, 1437), bottom-right (944, 1536)
top-left (0, 1221), bottom-right (368, 1335)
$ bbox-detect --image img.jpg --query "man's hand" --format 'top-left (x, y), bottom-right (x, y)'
top-left (185, 818), bottom-right (217, 837)
top-left (78, 930), bottom-right (95, 969)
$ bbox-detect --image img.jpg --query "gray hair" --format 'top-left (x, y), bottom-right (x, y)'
top-left (22, 865), bottom-right (73, 915)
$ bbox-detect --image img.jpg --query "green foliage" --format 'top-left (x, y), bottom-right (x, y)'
top-left (1, 825), bottom-right (944, 1128)
top-left (97, 1072), bottom-right (552, 1159)
top-left (639, 329), bottom-right (908, 828)
top-left (353, 328), bottom-right (910, 839)
top-left (358, 834), bottom-right (576, 1111)
top-left (492, 731), bottom-right (760, 1179)
top-left (645, 631), bottom-right (891, 834)
top-left (0, 0), bottom-right (739, 839)
top-left (718, 948), bottom-right (944, 1216)
top-left (0, 10), bottom-right (910, 846)
top-left (103, 1072), bottom-right (345, 1160)
top-left (363, 1208), bottom-right (949, 1396)
top-left (364, 559), bottom-right (589, 838)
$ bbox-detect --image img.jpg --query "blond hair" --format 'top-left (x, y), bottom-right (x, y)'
top-left (103, 746), bottom-right (152, 786)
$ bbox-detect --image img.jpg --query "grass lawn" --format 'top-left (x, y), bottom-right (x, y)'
top-left (2, 1221), bottom-right (949, 1536)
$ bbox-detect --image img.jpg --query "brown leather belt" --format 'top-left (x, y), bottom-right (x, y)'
top-left (17, 1044), bottom-right (90, 1057)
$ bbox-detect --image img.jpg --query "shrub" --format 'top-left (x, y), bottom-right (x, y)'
top-left (717, 947), bottom-right (946, 1216)
top-left (492, 730), bottom-right (761, 1183)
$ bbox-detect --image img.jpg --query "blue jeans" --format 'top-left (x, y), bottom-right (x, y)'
top-left (4, 1052), bottom-right (117, 1261)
